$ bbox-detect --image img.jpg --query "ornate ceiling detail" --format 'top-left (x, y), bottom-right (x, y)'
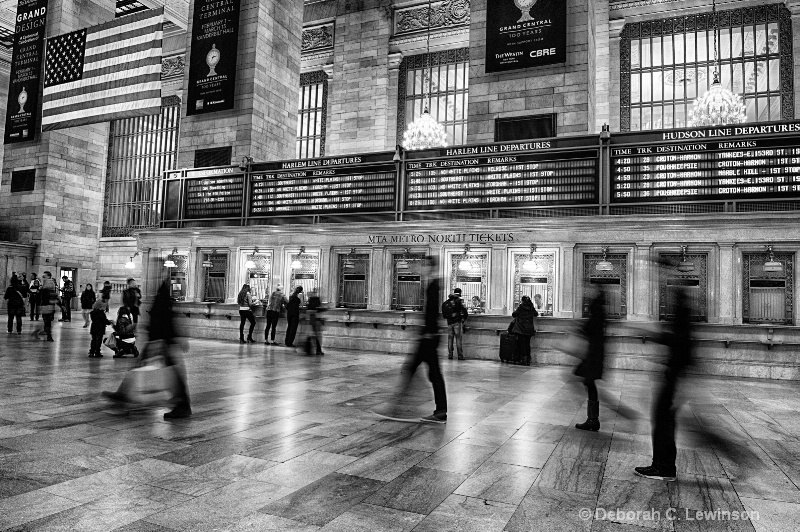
top-left (302, 23), bottom-right (334, 54)
top-left (395, 0), bottom-right (470, 36)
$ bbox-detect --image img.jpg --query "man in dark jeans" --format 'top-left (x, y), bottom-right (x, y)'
top-left (122, 278), bottom-right (142, 325)
top-left (375, 256), bottom-right (447, 424)
top-left (28, 273), bottom-right (41, 320)
top-left (58, 276), bottom-right (75, 322)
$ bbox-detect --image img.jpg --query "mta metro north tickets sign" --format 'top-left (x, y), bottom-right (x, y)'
top-left (485, 0), bottom-right (567, 73)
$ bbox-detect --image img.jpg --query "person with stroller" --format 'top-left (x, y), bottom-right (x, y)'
top-left (112, 306), bottom-right (139, 358)
top-left (89, 301), bottom-right (112, 357)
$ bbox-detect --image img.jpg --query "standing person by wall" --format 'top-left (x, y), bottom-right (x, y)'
top-left (4, 274), bottom-right (26, 335)
top-left (284, 286), bottom-right (303, 348)
top-left (574, 285), bottom-right (607, 432)
top-left (59, 276), bottom-right (75, 322)
top-left (80, 284), bottom-right (96, 328)
top-left (442, 287), bottom-right (468, 360)
top-left (511, 295), bottom-right (537, 366)
top-left (306, 289), bottom-right (325, 356)
top-left (28, 273), bottom-right (41, 321)
top-left (237, 284), bottom-right (257, 344)
top-left (122, 278), bottom-right (142, 325)
top-left (264, 285), bottom-right (286, 345)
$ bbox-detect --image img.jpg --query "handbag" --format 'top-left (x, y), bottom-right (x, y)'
top-left (122, 356), bottom-right (178, 405)
top-left (507, 319), bottom-right (516, 334)
top-left (103, 334), bottom-right (117, 350)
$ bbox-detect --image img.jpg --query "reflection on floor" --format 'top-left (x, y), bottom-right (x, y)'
top-left (0, 319), bottom-right (798, 531)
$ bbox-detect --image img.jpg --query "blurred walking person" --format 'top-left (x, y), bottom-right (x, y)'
top-left (306, 289), bottom-right (325, 356)
top-left (4, 274), bottom-right (26, 335)
top-left (264, 285), bottom-right (286, 345)
top-left (80, 284), bottom-right (96, 328)
top-left (635, 288), bottom-right (693, 481)
top-left (374, 256), bottom-right (447, 424)
top-left (37, 272), bottom-right (58, 341)
top-left (284, 286), bottom-right (303, 347)
top-left (28, 272), bottom-right (41, 320)
top-left (237, 283), bottom-right (257, 344)
top-left (575, 284), bottom-right (606, 432)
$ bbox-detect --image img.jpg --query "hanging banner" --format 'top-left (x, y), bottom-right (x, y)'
top-left (485, 0), bottom-right (567, 73)
top-left (186, 0), bottom-right (240, 115)
top-left (4, 0), bottom-right (49, 144)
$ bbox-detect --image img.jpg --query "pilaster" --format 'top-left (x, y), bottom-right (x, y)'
top-left (559, 244), bottom-right (576, 318)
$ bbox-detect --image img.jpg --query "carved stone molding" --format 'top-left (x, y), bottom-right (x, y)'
top-left (302, 23), bottom-right (334, 54)
top-left (161, 54), bottom-right (185, 80)
top-left (395, 0), bottom-right (470, 36)
top-left (610, 0), bottom-right (677, 11)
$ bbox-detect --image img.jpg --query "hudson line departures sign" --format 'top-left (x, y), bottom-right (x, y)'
top-left (186, 0), bottom-right (240, 115)
top-left (4, 0), bottom-right (48, 144)
top-left (485, 0), bottom-right (566, 73)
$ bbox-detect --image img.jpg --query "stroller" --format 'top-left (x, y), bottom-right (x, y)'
top-left (111, 307), bottom-right (139, 358)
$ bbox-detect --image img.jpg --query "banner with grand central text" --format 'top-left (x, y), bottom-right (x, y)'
top-left (485, 0), bottom-right (567, 73)
top-left (186, 0), bottom-right (241, 115)
top-left (4, 0), bottom-right (48, 144)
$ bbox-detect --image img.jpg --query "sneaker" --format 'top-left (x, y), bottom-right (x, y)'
top-left (421, 412), bottom-right (447, 424)
top-left (634, 465), bottom-right (676, 482)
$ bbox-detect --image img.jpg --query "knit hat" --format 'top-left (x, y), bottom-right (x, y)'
top-left (453, 288), bottom-right (462, 295)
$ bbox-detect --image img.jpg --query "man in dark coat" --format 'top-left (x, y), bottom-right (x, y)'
top-left (512, 295), bottom-right (538, 365)
top-left (442, 287), bottom-right (468, 360)
top-left (284, 286), bottom-right (303, 347)
top-left (575, 285), bottom-right (606, 432)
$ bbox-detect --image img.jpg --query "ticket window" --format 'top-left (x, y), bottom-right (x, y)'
top-left (512, 252), bottom-right (555, 316)
top-left (583, 253), bottom-right (628, 319)
top-left (337, 253), bottom-right (369, 309)
top-left (658, 253), bottom-right (707, 322)
top-left (243, 253), bottom-right (272, 301)
top-left (202, 252), bottom-right (228, 303)
top-left (743, 252), bottom-right (793, 325)
top-left (392, 253), bottom-right (426, 311)
top-left (287, 250), bottom-right (319, 301)
top-left (168, 255), bottom-right (188, 301)
top-left (450, 250), bottom-right (489, 314)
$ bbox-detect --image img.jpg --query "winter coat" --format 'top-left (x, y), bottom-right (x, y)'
top-left (90, 308), bottom-right (112, 336)
top-left (101, 285), bottom-right (112, 301)
top-left (39, 278), bottom-right (58, 314)
top-left (122, 287), bottom-right (141, 309)
top-left (80, 290), bottom-right (96, 310)
top-left (286, 293), bottom-right (301, 318)
top-left (423, 278), bottom-right (440, 335)
top-left (61, 280), bottom-right (76, 299)
top-left (267, 290), bottom-right (287, 313)
top-left (4, 285), bottom-right (26, 312)
top-left (512, 299), bottom-right (538, 337)
top-left (442, 295), bottom-right (468, 325)
top-left (574, 297), bottom-right (606, 381)
top-left (114, 314), bottom-right (136, 339)
top-left (28, 278), bottom-right (41, 304)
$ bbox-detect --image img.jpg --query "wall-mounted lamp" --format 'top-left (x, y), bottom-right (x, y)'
top-left (163, 248), bottom-right (178, 268)
top-left (239, 155), bottom-right (254, 171)
top-left (397, 248), bottom-right (410, 270)
top-left (291, 247), bottom-right (305, 270)
top-left (125, 251), bottom-right (140, 270)
top-left (595, 246), bottom-right (613, 272)
top-left (392, 144), bottom-right (402, 163)
top-left (763, 245), bottom-right (783, 274)
top-left (343, 248), bottom-right (356, 270)
top-left (677, 245), bottom-right (695, 273)
top-left (244, 247), bottom-right (258, 269)
top-left (202, 249), bottom-right (216, 269)
top-left (523, 244), bottom-right (538, 271)
top-left (458, 245), bottom-right (472, 271)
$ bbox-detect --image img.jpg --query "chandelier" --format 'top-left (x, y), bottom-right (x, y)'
top-left (688, 0), bottom-right (746, 127)
top-left (401, 0), bottom-right (447, 151)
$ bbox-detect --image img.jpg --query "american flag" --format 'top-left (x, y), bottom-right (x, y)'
top-left (42, 8), bottom-right (163, 132)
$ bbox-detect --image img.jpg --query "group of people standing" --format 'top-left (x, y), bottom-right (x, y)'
top-left (4, 272), bottom-right (75, 341)
top-left (236, 284), bottom-right (323, 354)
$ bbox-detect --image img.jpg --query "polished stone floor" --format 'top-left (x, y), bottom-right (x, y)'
top-left (0, 317), bottom-right (799, 532)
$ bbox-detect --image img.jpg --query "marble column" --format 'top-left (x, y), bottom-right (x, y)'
top-left (588, 0), bottom-right (611, 132)
top-left (631, 242), bottom-right (653, 321)
top-left (490, 245), bottom-right (507, 315)
top-left (608, 18), bottom-right (626, 132)
top-left (0, 0), bottom-right (115, 284)
top-left (559, 244), bottom-right (576, 318)
top-left (787, 0), bottom-right (800, 118)
top-left (177, 0), bottom-right (303, 166)
top-left (717, 242), bottom-right (737, 324)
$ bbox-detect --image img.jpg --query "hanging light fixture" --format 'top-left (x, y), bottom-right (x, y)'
top-left (343, 248), bottom-right (356, 270)
top-left (688, 1), bottom-right (747, 127)
top-left (523, 245), bottom-right (538, 271)
top-left (291, 247), bottom-right (305, 270)
top-left (124, 251), bottom-right (139, 270)
top-left (163, 248), bottom-right (178, 268)
top-left (458, 245), bottom-right (472, 272)
top-left (244, 247), bottom-right (258, 270)
top-left (401, 0), bottom-right (447, 151)
top-left (677, 245), bottom-right (696, 273)
top-left (763, 245), bottom-right (784, 274)
top-left (595, 247), bottom-right (613, 272)
top-left (397, 248), bottom-right (410, 270)
top-left (202, 249), bottom-right (215, 269)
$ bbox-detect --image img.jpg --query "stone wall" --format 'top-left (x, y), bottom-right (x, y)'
top-left (466, 0), bottom-right (592, 143)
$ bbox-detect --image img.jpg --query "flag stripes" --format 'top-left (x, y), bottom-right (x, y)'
top-left (42, 8), bottom-right (163, 131)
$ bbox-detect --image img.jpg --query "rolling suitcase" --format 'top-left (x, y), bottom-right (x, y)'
top-left (499, 332), bottom-right (517, 363)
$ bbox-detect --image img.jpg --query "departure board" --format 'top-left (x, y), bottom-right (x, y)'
top-left (250, 163), bottom-right (396, 215)
top-left (184, 174), bottom-right (244, 219)
top-left (611, 135), bottom-right (800, 203)
top-left (405, 149), bottom-right (599, 210)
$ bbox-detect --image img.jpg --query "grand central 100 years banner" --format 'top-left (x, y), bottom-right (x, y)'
top-left (4, 0), bottom-right (48, 143)
top-left (186, 0), bottom-right (241, 115)
top-left (485, 0), bottom-right (566, 73)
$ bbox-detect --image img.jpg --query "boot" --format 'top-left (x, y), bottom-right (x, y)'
top-left (247, 335), bottom-right (255, 343)
top-left (575, 400), bottom-right (600, 432)
top-left (240, 336), bottom-right (246, 344)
